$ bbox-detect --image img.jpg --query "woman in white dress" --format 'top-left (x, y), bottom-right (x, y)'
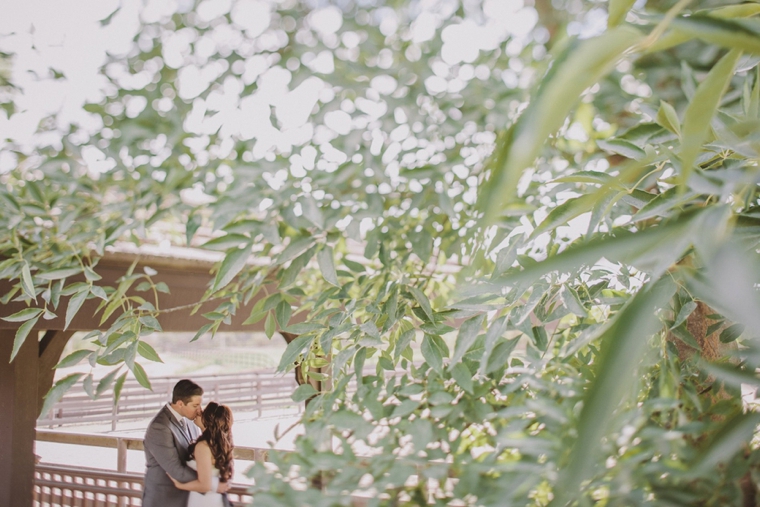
top-left (169, 402), bottom-right (234, 507)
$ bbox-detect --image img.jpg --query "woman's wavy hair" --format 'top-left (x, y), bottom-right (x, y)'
top-left (189, 402), bottom-right (234, 482)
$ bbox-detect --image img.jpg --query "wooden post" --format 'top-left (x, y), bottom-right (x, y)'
top-left (117, 438), bottom-right (128, 507)
top-left (0, 329), bottom-right (39, 507)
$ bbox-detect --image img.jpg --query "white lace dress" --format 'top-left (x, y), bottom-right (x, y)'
top-left (186, 460), bottom-right (224, 507)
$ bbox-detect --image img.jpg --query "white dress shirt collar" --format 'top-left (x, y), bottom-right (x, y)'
top-left (166, 403), bottom-right (186, 424)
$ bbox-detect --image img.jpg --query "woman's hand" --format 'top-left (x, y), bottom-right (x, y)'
top-left (167, 474), bottom-right (187, 490)
top-left (194, 412), bottom-right (205, 431)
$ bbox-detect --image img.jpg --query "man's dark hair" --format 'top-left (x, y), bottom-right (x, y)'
top-left (172, 379), bottom-right (203, 404)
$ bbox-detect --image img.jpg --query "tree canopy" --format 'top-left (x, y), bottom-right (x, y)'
top-left (2, 0), bottom-right (760, 504)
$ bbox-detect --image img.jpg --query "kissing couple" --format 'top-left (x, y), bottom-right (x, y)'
top-left (142, 379), bottom-right (235, 507)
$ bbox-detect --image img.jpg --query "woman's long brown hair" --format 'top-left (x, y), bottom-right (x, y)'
top-left (189, 402), bottom-right (234, 482)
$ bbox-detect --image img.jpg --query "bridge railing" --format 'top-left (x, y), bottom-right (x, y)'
top-left (38, 370), bottom-right (300, 430)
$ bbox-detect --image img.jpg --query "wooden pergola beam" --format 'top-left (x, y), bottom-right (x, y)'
top-left (0, 252), bottom-right (272, 333)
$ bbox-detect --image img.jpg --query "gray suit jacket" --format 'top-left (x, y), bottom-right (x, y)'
top-left (142, 405), bottom-right (201, 507)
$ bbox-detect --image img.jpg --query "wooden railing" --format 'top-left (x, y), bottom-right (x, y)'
top-left (38, 370), bottom-right (300, 430)
top-left (34, 463), bottom-right (254, 507)
top-left (33, 430), bottom-right (272, 507)
top-left (32, 430), bottom-right (406, 507)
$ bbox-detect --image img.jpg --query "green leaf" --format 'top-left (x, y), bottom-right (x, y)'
top-left (410, 228), bottom-right (433, 263)
top-left (486, 338), bottom-right (520, 374)
top-left (671, 16), bottom-right (760, 55)
top-left (317, 246), bottom-right (340, 286)
top-left (656, 100), bottom-right (681, 136)
top-left (65, 289), bottom-right (89, 331)
top-left (265, 311), bottom-right (276, 339)
top-left (40, 373), bottom-right (83, 418)
top-left (211, 245), bottom-right (251, 292)
top-left (690, 413), bottom-right (760, 477)
top-left (719, 323), bottom-right (745, 343)
top-left (392, 399), bottom-right (421, 419)
top-left (552, 171), bottom-right (614, 186)
top-left (596, 139), bottom-right (646, 160)
top-left (36, 267), bottom-right (83, 280)
top-left (292, 383), bottom-right (318, 402)
top-left (408, 286), bottom-right (434, 323)
top-left (633, 187), bottom-right (696, 222)
top-left (342, 258), bottom-right (366, 273)
top-left (421, 334), bottom-right (443, 373)
top-left (186, 212), bottom-right (202, 246)
top-left (202, 233), bottom-right (251, 251)
top-left (301, 196), bottom-right (324, 229)
top-left (449, 314), bottom-right (485, 369)
top-left (191, 323), bottom-right (214, 342)
top-left (673, 300), bottom-right (697, 329)
top-left (553, 276), bottom-right (677, 506)
top-left (83, 373), bottom-right (94, 399)
top-left (282, 322), bottom-right (325, 334)
top-left (21, 261), bottom-right (36, 301)
top-left (139, 315), bottom-right (162, 332)
top-left (679, 49), bottom-right (741, 185)
top-left (700, 362), bottom-right (760, 390)
top-left (10, 316), bottom-right (39, 362)
top-left (275, 300), bottom-right (292, 328)
top-left (243, 310), bottom-right (267, 326)
top-left (608, 0), bottom-right (636, 27)
top-left (394, 329), bottom-right (416, 362)
top-left (276, 237), bottom-right (315, 265)
top-left (450, 363), bottom-right (474, 394)
top-left (478, 26), bottom-right (642, 221)
top-left (2, 307), bottom-right (43, 322)
top-left (277, 334), bottom-right (313, 372)
top-left (131, 362), bottom-right (152, 390)
top-left (113, 372), bottom-right (127, 405)
top-left (530, 193), bottom-right (601, 240)
top-left (279, 246), bottom-right (316, 288)
top-left (671, 323), bottom-right (700, 349)
top-left (55, 349), bottom-right (93, 369)
top-left (137, 341), bottom-right (163, 362)
top-left (483, 207), bottom-right (717, 292)
top-left (96, 368), bottom-right (122, 397)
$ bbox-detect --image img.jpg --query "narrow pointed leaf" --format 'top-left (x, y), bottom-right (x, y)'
top-left (478, 26), bottom-right (642, 221)
top-left (671, 16), bottom-right (760, 55)
top-left (449, 314), bottom-right (485, 369)
top-left (10, 316), bottom-right (39, 362)
top-left (137, 341), bottom-right (163, 363)
top-left (317, 246), bottom-right (340, 286)
top-left (55, 349), bottom-right (93, 369)
top-left (40, 373), bottom-right (83, 418)
top-left (131, 362), bottom-right (152, 390)
top-left (2, 307), bottom-right (43, 322)
top-left (409, 286), bottom-right (434, 323)
top-left (212, 246), bottom-right (251, 292)
top-left (277, 334), bottom-right (313, 372)
top-left (65, 289), bottom-right (89, 331)
top-left (421, 334), bottom-right (443, 373)
top-left (21, 261), bottom-right (36, 301)
top-left (680, 49), bottom-right (741, 185)
top-left (608, 0), bottom-right (636, 27)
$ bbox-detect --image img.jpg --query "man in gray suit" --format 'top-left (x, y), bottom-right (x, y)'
top-left (142, 379), bottom-right (230, 507)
